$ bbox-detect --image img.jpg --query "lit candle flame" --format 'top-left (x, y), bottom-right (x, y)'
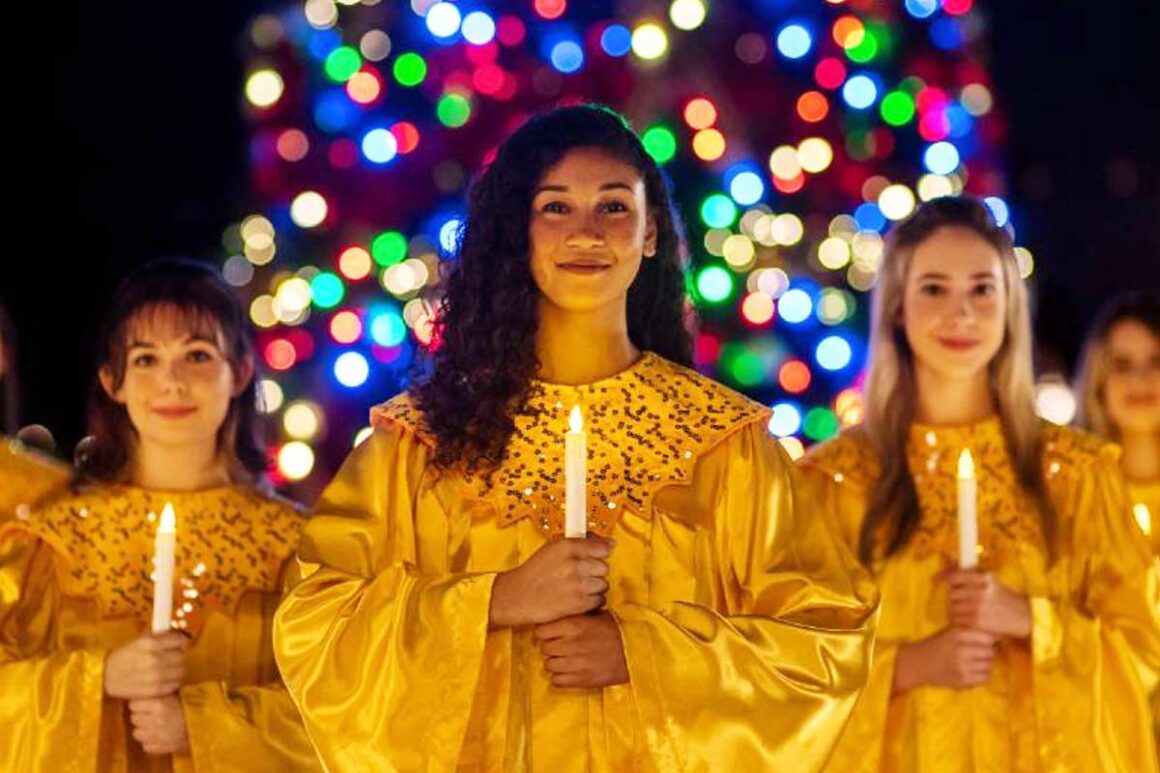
top-left (569, 405), bottom-right (583, 434)
top-left (957, 449), bottom-right (975, 480)
top-left (1133, 503), bottom-right (1152, 537)
top-left (159, 502), bottom-right (176, 533)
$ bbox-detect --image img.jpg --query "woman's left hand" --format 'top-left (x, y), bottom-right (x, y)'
top-left (945, 568), bottom-right (1032, 639)
top-left (128, 694), bottom-right (191, 756)
top-left (534, 611), bottom-right (629, 688)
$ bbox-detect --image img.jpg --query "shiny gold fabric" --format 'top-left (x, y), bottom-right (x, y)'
top-left (274, 353), bottom-right (879, 772)
top-left (800, 417), bottom-right (1160, 772)
top-left (1128, 477), bottom-right (1160, 750)
top-left (0, 436), bottom-right (72, 523)
top-left (0, 483), bottom-right (321, 772)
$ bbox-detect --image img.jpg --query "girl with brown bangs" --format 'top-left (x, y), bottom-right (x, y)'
top-left (0, 260), bottom-right (318, 771)
top-left (799, 197), bottom-right (1160, 771)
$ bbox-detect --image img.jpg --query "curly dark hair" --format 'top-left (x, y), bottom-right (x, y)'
top-left (80, 258), bottom-right (268, 484)
top-left (413, 104), bottom-right (694, 472)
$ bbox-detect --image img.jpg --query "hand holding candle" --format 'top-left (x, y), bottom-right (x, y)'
top-left (956, 449), bottom-right (978, 569)
top-left (151, 503), bottom-right (176, 634)
top-left (564, 405), bottom-right (587, 538)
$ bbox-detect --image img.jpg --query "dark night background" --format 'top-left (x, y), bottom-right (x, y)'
top-left (3, 0), bottom-right (1158, 452)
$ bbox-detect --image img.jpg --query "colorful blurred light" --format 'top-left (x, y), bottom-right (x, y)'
top-left (631, 23), bottom-right (668, 60)
top-left (425, 3), bottom-right (462, 39)
top-left (245, 70), bottom-right (284, 108)
top-left (778, 360), bottom-right (811, 393)
top-left (361, 128), bottom-right (399, 164)
top-left (461, 12), bottom-right (496, 45)
top-left (696, 266), bottom-right (734, 303)
top-left (816, 335), bottom-right (853, 370)
top-left (741, 292), bottom-right (775, 326)
top-left (701, 194), bottom-right (738, 228)
top-left (769, 403), bottom-right (803, 437)
top-left (600, 24), bottom-right (632, 57)
top-left (277, 442), bottom-right (315, 481)
top-left (642, 125), bottom-right (677, 164)
top-left (334, 351), bottom-right (370, 387)
top-left (669, 0), bottom-right (707, 31)
top-left (778, 289), bottom-right (813, 324)
top-left (776, 23), bottom-right (813, 60)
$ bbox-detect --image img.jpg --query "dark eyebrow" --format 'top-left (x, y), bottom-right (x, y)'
top-left (534, 182), bottom-right (635, 195)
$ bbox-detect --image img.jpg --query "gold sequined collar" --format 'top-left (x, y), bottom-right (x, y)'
top-left (8, 483), bottom-right (304, 634)
top-left (907, 414), bottom-right (1005, 454)
top-left (371, 352), bottom-right (769, 537)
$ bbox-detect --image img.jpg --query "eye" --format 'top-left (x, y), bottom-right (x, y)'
top-left (972, 283), bottom-right (998, 298)
top-left (919, 283), bottom-right (946, 297)
top-left (600, 200), bottom-right (630, 214)
top-left (131, 353), bottom-right (156, 367)
top-left (541, 201), bottom-right (569, 214)
top-left (1109, 356), bottom-right (1133, 374)
top-left (187, 349), bottom-right (214, 363)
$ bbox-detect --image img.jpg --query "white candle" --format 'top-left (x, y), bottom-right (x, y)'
top-left (564, 405), bottom-right (587, 539)
top-left (957, 449), bottom-right (978, 569)
top-left (151, 503), bottom-right (176, 634)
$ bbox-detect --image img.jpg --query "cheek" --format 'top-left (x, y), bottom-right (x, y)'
top-left (901, 294), bottom-right (939, 337)
top-left (1104, 376), bottom-right (1130, 405)
top-left (119, 373), bottom-right (154, 405)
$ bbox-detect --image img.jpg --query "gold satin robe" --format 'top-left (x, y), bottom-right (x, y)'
top-left (274, 352), bottom-right (879, 772)
top-left (799, 417), bottom-right (1160, 772)
top-left (1128, 477), bottom-right (1160, 747)
top-left (0, 483), bottom-right (321, 772)
top-left (0, 436), bottom-right (71, 523)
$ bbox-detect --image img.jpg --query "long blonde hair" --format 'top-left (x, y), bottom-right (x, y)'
top-left (859, 197), bottom-right (1054, 564)
top-left (1074, 291), bottom-right (1160, 439)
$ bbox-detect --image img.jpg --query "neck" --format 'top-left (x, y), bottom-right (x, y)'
top-left (1119, 430), bottom-right (1160, 482)
top-left (535, 299), bottom-right (639, 385)
top-left (129, 439), bottom-right (232, 491)
top-left (913, 365), bottom-right (996, 426)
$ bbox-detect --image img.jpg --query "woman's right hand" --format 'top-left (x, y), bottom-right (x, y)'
top-left (892, 627), bottom-right (997, 694)
top-left (489, 537), bottom-right (612, 628)
top-left (104, 632), bottom-right (189, 699)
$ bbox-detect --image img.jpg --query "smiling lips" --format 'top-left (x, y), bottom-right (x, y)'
top-left (557, 257), bottom-right (612, 274)
top-left (937, 337), bottom-right (981, 352)
top-left (153, 406), bottom-right (197, 418)
top-left (554, 253), bottom-right (612, 273)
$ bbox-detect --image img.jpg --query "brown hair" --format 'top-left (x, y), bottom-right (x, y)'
top-left (81, 259), bottom-right (267, 483)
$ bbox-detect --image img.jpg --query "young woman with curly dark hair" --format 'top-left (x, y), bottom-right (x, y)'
top-left (275, 105), bottom-right (878, 771)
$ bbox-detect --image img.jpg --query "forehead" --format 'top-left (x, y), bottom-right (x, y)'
top-left (1108, 319), bottom-right (1160, 352)
top-left (537, 147), bottom-right (644, 191)
top-left (122, 303), bottom-right (225, 347)
top-left (909, 226), bottom-right (1003, 277)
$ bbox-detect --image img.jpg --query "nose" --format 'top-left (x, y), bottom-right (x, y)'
top-left (565, 213), bottom-right (605, 250)
top-left (950, 292), bottom-right (978, 324)
top-left (158, 360), bottom-right (190, 395)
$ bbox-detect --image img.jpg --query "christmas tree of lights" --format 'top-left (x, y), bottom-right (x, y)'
top-left (228, 0), bottom-right (1025, 492)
